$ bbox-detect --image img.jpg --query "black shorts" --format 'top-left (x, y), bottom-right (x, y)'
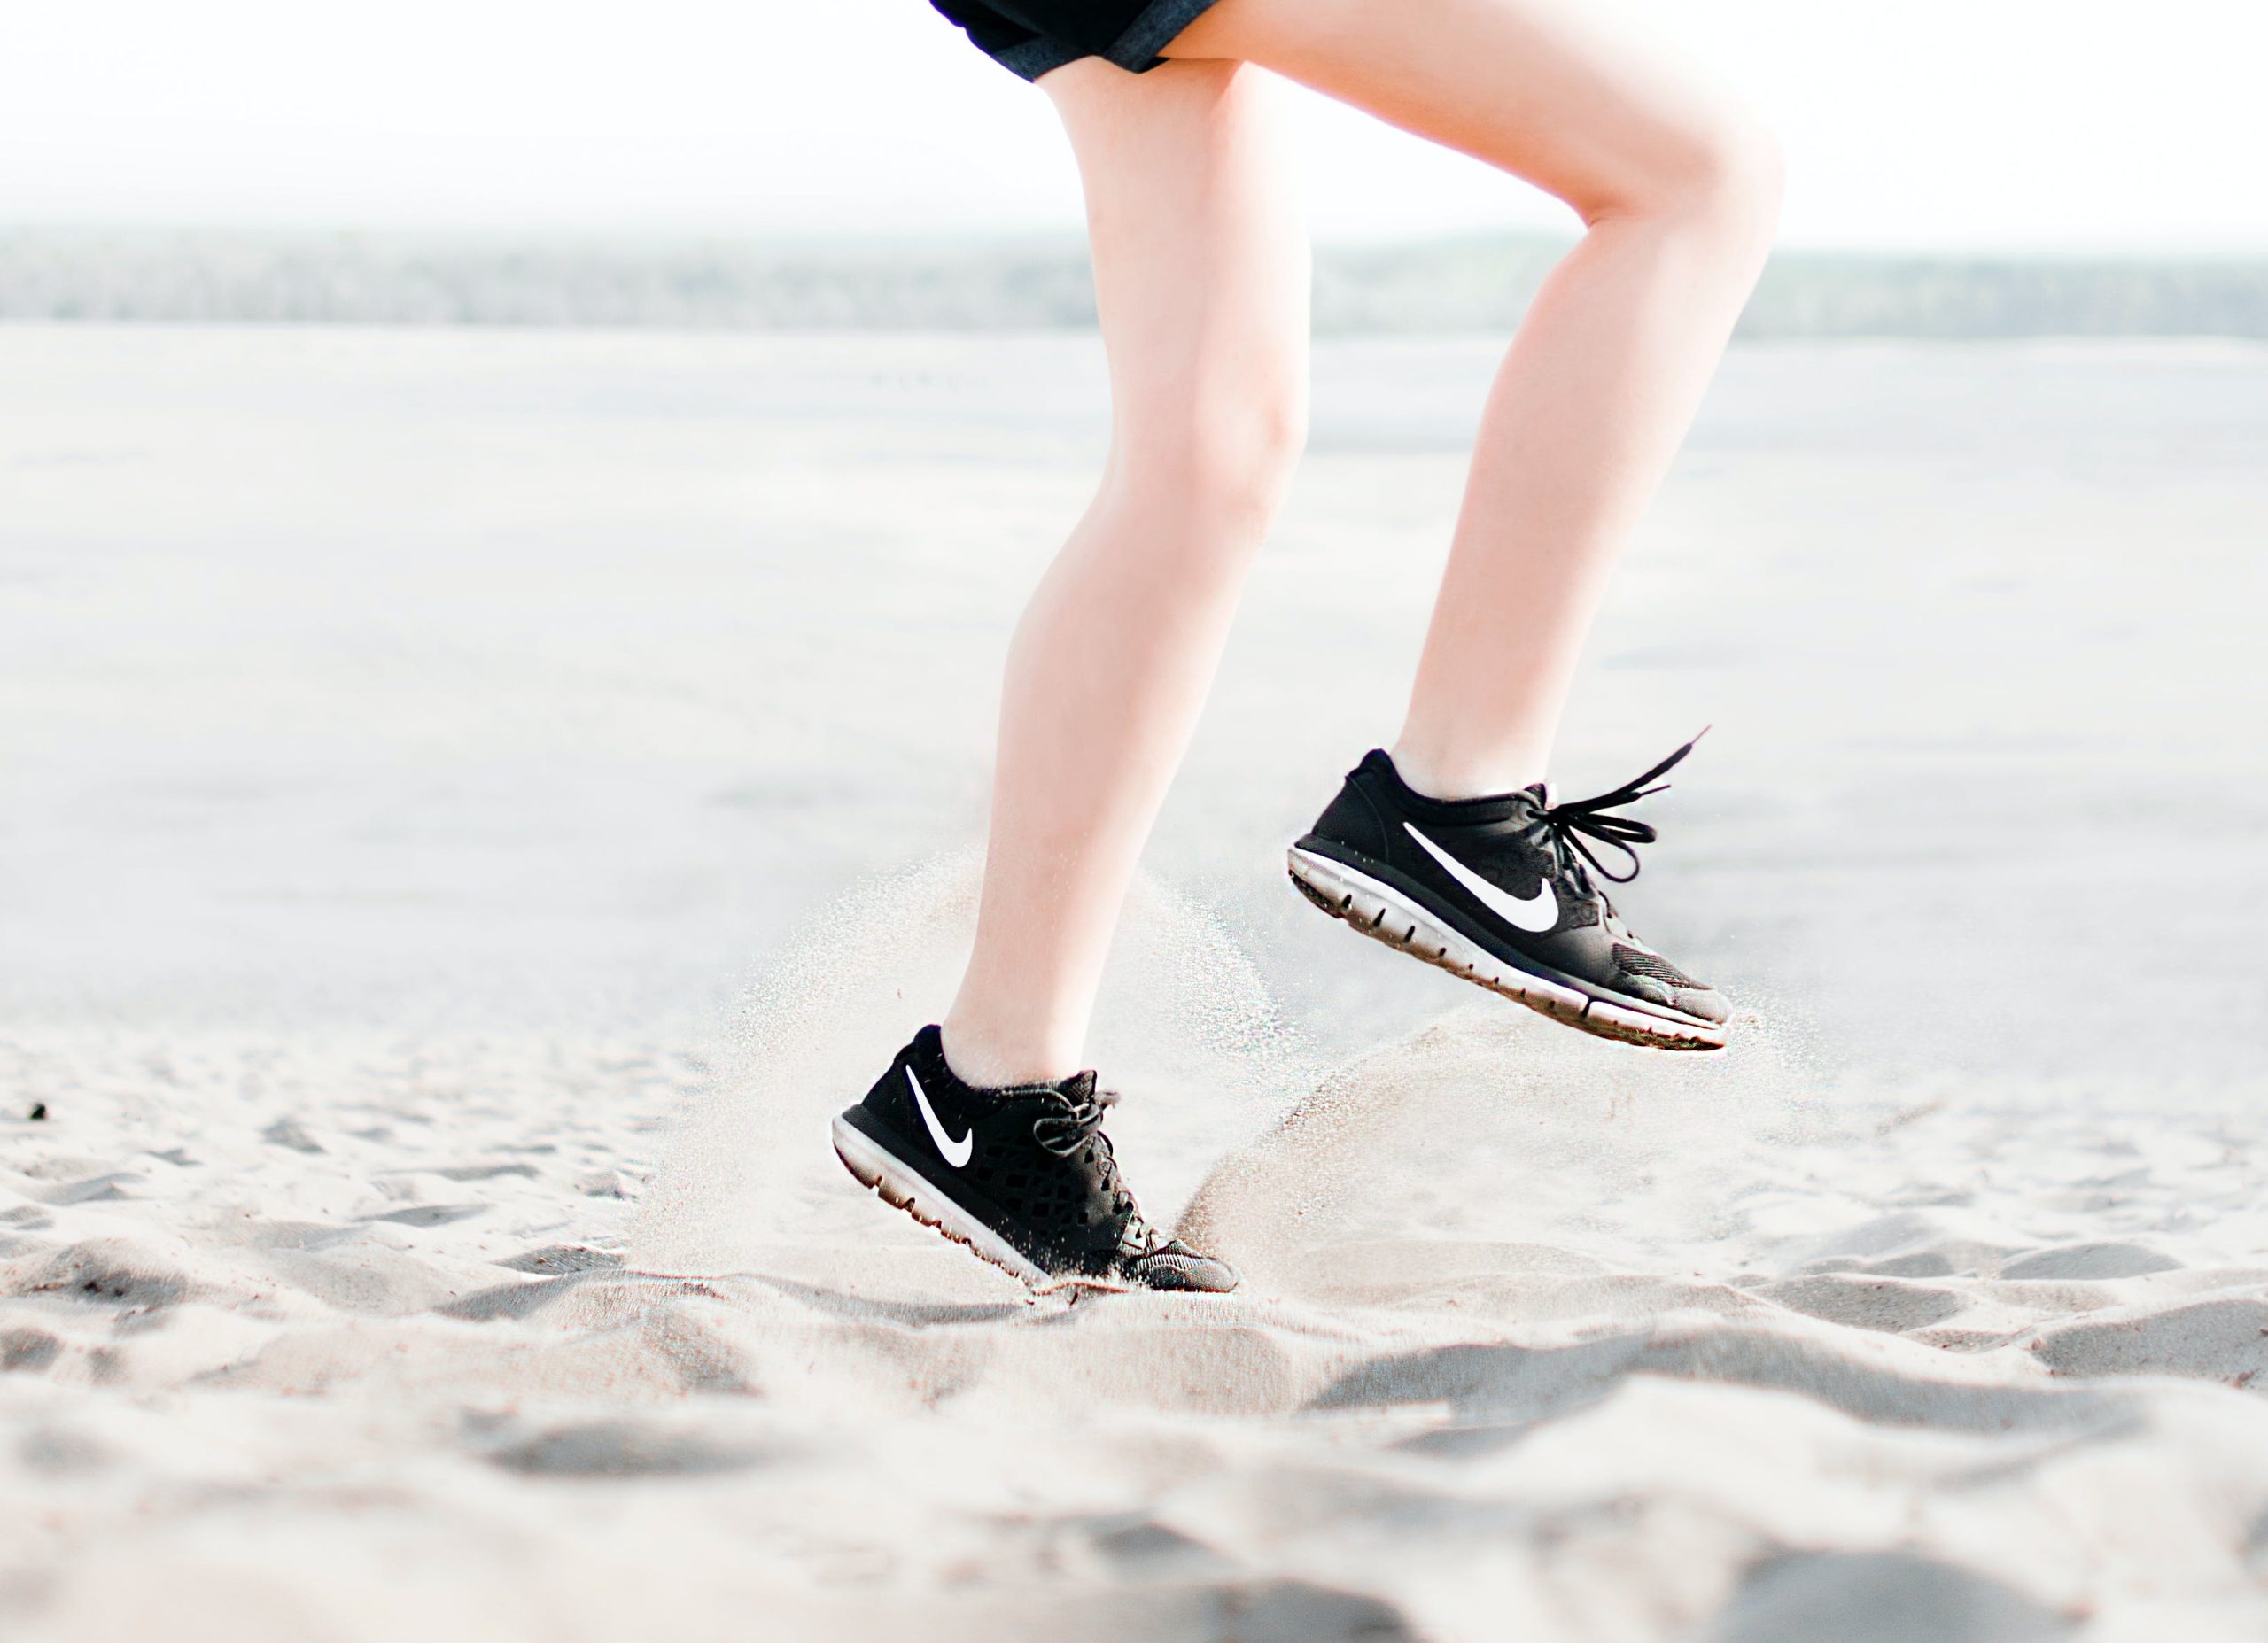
top-left (928, 0), bottom-right (1223, 81)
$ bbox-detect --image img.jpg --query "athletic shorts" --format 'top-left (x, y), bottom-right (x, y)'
top-left (928, 0), bottom-right (1224, 82)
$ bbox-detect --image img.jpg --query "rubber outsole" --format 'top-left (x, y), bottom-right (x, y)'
top-left (1285, 845), bottom-right (1727, 1053)
top-left (831, 1116), bottom-right (1131, 1297)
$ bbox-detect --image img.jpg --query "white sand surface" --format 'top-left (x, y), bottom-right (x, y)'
top-left (4, 327), bottom-right (2268, 1639)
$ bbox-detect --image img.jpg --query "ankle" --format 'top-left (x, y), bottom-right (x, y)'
top-left (1386, 738), bottom-right (1546, 803)
top-left (936, 1014), bottom-right (1079, 1091)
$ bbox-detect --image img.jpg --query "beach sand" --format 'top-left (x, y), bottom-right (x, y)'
top-left (4, 326), bottom-right (2267, 1639)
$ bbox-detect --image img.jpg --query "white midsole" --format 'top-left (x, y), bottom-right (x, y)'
top-left (831, 1115), bottom-right (1049, 1285)
top-left (1286, 845), bottom-right (1725, 1049)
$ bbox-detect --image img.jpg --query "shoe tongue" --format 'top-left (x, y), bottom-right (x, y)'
top-left (1050, 1069), bottom-right (1098, 1102)
top-left (1526, 780), bottom-right (1555, 808)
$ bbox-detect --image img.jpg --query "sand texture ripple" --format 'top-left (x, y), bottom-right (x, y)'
top-left (8, 872), bottom-right (2268, 1640)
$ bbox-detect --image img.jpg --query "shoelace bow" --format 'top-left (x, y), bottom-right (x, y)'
top-left (1538, 727), bottom-right (1707, 887)
top-left (1031, 1086), bottom-right (1162, 1252)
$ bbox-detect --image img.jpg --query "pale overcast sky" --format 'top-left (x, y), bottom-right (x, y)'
top-left (4, 0), bottom-right (2264, 252)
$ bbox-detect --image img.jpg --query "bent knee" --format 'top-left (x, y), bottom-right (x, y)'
top-left (1586, 105), bottom-right (1784, 246)
top-left (1695, 112), bottom-right (1785, 239)
top-left (1115, 385), bottom-right (1309, 534)
top-left (1203, 391), bottom-right (1309, 512)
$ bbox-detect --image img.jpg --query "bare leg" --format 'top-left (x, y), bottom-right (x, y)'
top-left (942, 57), bottom-right (1309, 1086)
top-left (1172, 0), bottom-right (1782, 796)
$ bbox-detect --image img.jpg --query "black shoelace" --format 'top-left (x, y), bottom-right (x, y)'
top-left (1538, 728), bottom-right (1707, 887)
top-left (1031, 1086), bottom-right (1161, 1255)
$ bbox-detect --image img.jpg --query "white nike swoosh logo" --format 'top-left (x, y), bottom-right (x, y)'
top-left (1402, 822), bottom-right (1558, 934)
top-left (906, 1067), bottom-right (973, 1169)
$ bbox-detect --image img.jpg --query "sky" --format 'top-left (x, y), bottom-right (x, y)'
top-left (3, 0), bottom-right (2264, 253)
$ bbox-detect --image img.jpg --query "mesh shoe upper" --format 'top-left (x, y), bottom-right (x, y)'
top-left (1612, 943), bottom-right (1705, 990)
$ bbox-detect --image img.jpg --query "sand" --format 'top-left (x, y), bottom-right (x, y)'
top-left (4, 325), bottom-right (2268, 1640)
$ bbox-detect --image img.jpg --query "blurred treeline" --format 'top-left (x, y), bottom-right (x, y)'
top-left (3, 229), bottom-right (2262, 337)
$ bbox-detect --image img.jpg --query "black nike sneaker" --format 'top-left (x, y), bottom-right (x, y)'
top-left (832, 1026), bottom-right (1238, 1293)
top-left (1287, 733), bottom-right (1729, 1051)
